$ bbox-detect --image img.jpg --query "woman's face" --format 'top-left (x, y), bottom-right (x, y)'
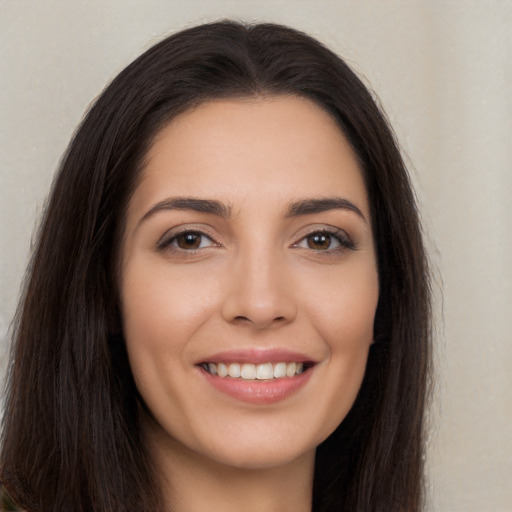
top-left (120, 95), bottom-right (379, 470)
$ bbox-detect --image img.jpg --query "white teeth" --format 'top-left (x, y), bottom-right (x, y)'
top-left (228, 363), bottom-right (241, 378)
top-left (241, 363), bottom-right (257, 380)
top-left (256, 363), bottom-right (273, 380)
top-left (286, 362), bottom-right (296, 377)
top-left (217, 362), bottom-right (228, 377)
top-left (204, 361), bottom-right (308, 380)
top-left (273, 362), bottom-right (287, 378)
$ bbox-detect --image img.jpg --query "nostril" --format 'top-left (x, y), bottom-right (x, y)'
top-left (232, 315), bottom-right (287, 327)
top-left (234, 315), bottom-right (250, 323)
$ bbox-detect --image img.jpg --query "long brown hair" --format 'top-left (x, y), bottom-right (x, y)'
top-left (1, 21), bottom-right (432, 512)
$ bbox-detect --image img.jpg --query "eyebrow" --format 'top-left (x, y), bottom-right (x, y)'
top-left (138, 195), bottom-right (366, 227)
top-left (139, 197), bottom-right (232, 225)
top-left (286, 197), bottom-right (367, 222)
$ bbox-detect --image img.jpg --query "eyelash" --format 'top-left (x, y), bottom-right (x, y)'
top-left (157, 229), bottom-right (218, 252)
top-left (293, 228), bottom-right (356, 253)
top-left (156, 227), bottom-right (355, 254)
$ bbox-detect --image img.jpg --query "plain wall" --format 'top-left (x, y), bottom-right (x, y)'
top-left (1, 1), bottom-right (511, 511)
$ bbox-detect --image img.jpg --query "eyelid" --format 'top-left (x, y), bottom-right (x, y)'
top-left (156, 225), bottom-right (220, 251)
top-left (291, 225), bottom-right (356, 251)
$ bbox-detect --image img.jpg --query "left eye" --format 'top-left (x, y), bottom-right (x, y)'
top-left (295, 231), bottom-right (346, 251)
top-left (169, 231), bottom-right (215, 250)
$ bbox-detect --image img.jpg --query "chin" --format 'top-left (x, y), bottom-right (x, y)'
top-left (201, 438), bottom-right (317, 471)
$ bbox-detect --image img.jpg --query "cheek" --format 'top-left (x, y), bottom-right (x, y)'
top-left (119, 259), bottom-right (227, 398)
top-left (299, 260), bottom-right (378, 429)
top-left (304, 260), bottom-right (379, 349)
top-left (121, 259), bottom-right (218, 340)
top-left (119, 266), bottom-right (185, 383)
top-left (119, 267), bottom-right (202, 418)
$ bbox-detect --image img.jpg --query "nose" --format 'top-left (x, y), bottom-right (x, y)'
top-left (221, 248), bottom-right (297, 330)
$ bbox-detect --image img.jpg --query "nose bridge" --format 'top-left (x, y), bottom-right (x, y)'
top-left (222, 240), bottom-right (297, 329)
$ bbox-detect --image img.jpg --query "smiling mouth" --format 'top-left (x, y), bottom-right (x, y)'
top-left (199, 361), bottom-right (315, 380)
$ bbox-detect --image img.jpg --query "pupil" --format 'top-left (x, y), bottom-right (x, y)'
top-left (178, 233), bottom-right (201, 249)
top-left (308, 233), bottom-right (330, 250)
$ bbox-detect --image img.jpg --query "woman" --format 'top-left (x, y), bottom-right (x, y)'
top-left (0, 21), bottom-right (432, 512)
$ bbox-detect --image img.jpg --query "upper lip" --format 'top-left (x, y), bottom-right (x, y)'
top-left (197, 348), bottom-right (318, 365)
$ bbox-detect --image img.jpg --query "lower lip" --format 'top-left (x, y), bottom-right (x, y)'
top-left (200, 367), bottom-right (313, 405)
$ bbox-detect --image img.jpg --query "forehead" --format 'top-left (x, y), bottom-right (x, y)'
top-left (129, 95), bottom-right (369, 218)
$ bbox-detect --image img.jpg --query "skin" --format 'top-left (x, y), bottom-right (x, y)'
top-left (120, 95), bottom-right (379, 512)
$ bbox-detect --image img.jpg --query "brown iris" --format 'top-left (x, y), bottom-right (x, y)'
top-left (176, 232), bottom-right (203, 250)
top-left (306, 233), bottom-right (332, 250)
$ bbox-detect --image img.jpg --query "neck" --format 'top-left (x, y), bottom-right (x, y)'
top-left (145, 422), bottom-right (315, 512)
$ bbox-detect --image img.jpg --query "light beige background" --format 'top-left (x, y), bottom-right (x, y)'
top-left (1, 1), bottom-right (510, 511)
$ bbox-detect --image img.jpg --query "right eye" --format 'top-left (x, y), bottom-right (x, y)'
top-left (159, 230), bottom-right (216, 251)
